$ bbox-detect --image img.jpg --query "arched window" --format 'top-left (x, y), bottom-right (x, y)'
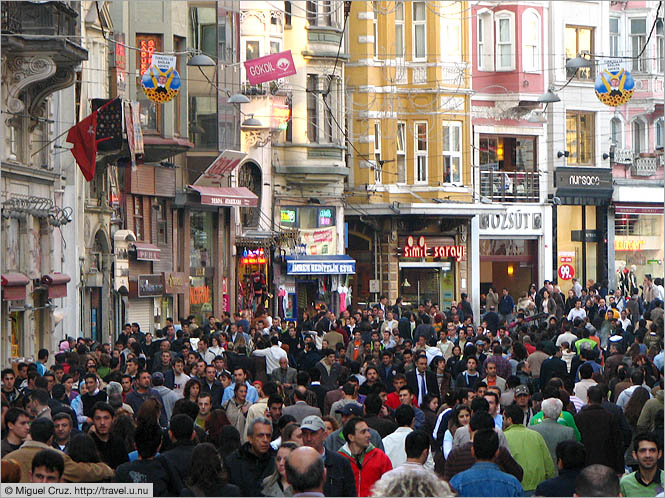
top-left (522, 10), bottom-right (540, 72)
top-left (610, 117), bottom-right (623, 148)
top-left (238, 162), bottom-right (262, 227)
top-left (656, 118), bottom-right (664, 149)
top-left (631, 119), bottom-right (645, 154)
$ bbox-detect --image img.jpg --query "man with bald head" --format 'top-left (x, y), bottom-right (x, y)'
top-left (286, 446), bottom-right (326, 497)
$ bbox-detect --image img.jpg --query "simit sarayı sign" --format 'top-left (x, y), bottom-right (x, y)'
top-left (244, 50), bottom-right (297, 85)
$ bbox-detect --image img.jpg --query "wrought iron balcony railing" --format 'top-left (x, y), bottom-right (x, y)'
top-left (479, 170), bottom-right (540, 203)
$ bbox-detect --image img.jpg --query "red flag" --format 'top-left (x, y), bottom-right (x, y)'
top-left (66, 111), bottom-right (98, 181)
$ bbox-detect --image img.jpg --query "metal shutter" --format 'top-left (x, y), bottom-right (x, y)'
top-left (128, 298), bottom-right (154, 334)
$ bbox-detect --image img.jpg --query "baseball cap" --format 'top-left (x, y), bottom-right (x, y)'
top-left (514, 385), bottom-right (530, 397)
top-left (475, 339), bottom-right (485, 345)
top-left (151, 371), bottom-right (164, 383)
top-left (301, 415), bottom-right (326, 432)
top-left (335, 402), bottom-right (363, 416)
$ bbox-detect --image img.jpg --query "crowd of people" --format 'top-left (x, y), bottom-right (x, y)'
top-left (1, 276), bottom-right (663, 497)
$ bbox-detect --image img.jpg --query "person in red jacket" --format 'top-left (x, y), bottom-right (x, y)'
top-left (338, 417), bottom-right (392, 497)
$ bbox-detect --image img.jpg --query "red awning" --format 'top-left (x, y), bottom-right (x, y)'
top-left (131, 242), bottom-right (161, 262)
top-left (1, 273), bottom-right (30, 301)
top-left (615, 204), bottom-right (664, 215)
top-left (188, 185), bottom-right (259, 207)
top-left (41, 273), bottom-right (71, 298)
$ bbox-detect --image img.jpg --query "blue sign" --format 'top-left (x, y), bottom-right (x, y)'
top-left (286, 255), bottom-right (356, 275)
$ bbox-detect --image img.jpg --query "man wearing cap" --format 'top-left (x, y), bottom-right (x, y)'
top-left (324, 403), bottom-right (384, 453)
top-left (514, 385), bottom-right (535, 426)
top-left (301, 415), bottom-right (356, 497)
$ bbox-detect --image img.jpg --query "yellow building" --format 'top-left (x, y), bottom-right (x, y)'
top-left (345, 1), bottom-right (498, 311)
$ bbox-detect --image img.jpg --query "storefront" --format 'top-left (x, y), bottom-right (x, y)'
top-left (555, 167), bottom-right (613, 288)
top-left (398, 235), bottom-right (466, 310)
top-left (478, 206), bottom-right (547, 298)
top-left (613, 204), bottom-right (664, 288)
top-left (283, 255), bottom-right (356, 318)
top-left (1, 273), bottom-right (30, 358)
top-left (237, 246), bottom-right (270, 314)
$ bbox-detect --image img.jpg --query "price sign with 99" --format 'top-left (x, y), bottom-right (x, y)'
top-left (558, 264), bottom-right (574, 281)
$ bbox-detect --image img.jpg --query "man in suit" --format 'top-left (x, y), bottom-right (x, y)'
top-left (406, 353), bottom-right (440, 407)
top-left (201, 365), bottom-right (224, 408)
top-left (271, 356), bottom-right (297, 394)
top-left (283, 386), bottom-right (322, 424)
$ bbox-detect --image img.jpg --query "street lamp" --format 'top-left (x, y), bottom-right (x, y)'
top-left (187, 52), bottom-right (216, 67)
top-left (241, 114), bottom-right (263, 127)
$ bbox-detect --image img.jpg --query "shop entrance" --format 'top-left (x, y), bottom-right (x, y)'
top-left (399, 262), bottom-right (455, 309)
top-left (480, 238), bottom-right (538, 299)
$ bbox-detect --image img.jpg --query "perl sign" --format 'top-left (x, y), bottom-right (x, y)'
top-left (402, 235), bottom-right (466, 262)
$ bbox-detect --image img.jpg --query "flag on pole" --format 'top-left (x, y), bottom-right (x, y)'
top-left (66, 111), bottom-right (98, 181)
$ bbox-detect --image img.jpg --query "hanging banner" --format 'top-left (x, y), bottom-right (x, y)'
top-left (141, 53), bottom-right (181, 104)
top-left (244, 50), bottom-right (297, 85)
top-left (299, 226), bottom-right (337, 255)
top-left (594, 58), bottom-right (634, 107)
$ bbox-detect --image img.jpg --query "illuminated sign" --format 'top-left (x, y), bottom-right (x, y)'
top-left (318, 208), bottom-right (333, 226)
top-left (281, 209), bottom-right (296, 224)
top-left (190, 285), bottom-right (210, 305)
top-left (615, 237), bottom-right (646, 252)
top-left (401, 235), bottom-right (466, 262)
top-left (240, 248), bottom-right (267, 265)
top-left (137, 37), bottom-right (158, 76)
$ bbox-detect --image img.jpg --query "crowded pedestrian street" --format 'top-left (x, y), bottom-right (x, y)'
top-left (1, 0), bottom-right (664, 497)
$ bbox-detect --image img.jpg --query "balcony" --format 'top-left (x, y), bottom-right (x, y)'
top-left (479, 170), bottom-right (540, 203)
top-left (631, 156), bottom-right (660, 177)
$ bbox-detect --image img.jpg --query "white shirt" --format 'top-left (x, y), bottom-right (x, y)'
top-left (172, 373), bottom-right (190, 396)
top-left (556, 332), bottom-right (578, 347)
top-left (619, 317), bottom-right (631, 331)
top-left (382, 427), bottom-right (435, 471)
top-left (567, 308), bottom-right (587, 322)
top-left (252, 344), bottom-right (287, 372)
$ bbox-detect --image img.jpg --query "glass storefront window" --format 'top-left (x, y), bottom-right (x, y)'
top-left (614, 213), bottom-right (664, 288)
top-left (399, 265), bottom-right (454, 309)
top-left (190, 212), bottom-right (215, 324)
top-left (278, 206), bottom-right (336, 229)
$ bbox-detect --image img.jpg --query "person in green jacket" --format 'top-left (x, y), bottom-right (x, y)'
top-left (503, 404), bottom-right (556, 493)
top-left (529, 386), bottom-right (581, 441)
top-left (620, 433), bottom-right (664, 497)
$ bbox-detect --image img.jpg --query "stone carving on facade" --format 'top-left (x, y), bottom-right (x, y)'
top-left (6, 56), bottom-right (56, 115)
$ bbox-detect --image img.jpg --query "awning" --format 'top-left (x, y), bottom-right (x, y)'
top-left (286, 255), bottom-right (356, 275)
top-left (188, 185), bottom-right (259, 207)
top-left (556, 191), bottom-right (614, 206)
top-left (41, 273), bottom-right (71, 298)
top-left (1, 273), bottom-right (30, 301)
top-left (615, 204), bottom-right (664, 215)
top-left (130, 242), bottom-right (161, 262)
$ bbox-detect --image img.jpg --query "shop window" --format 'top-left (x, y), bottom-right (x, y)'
top-left (566, 111), bottom-right (595, 165)
top-left (412, 2), bottom-right (427, 61)
top-left (442, 121), bottom-right (462, 184)
top-left (522, 10), bottom-right (540, 72)
top-left (565, 25), bottom-right (594, 79)
top-left (395, 1), bottom-right (404, 59)
top-left (307, 74), bottom-right (319, 143)
top-left (610, 18), bottom-right (621, 57)
top-left (189, 211), bottom-right (215, 325)
top-left (396, 122), bottom-right (406, 183)
top-left (134, 195), bottom-right (144, 241)
top-left (477, 10), bottom-right (494, 71)
top-left (611, 117), bottom-right (623, 148)
top-left (279, 206), bottom-right (336, 229)
top-left (415, 122), bottom-right (428, 183)
top-left (630, 18), bottom-right (647, 72)
top-left (495, 11), bottom-right (515, 71)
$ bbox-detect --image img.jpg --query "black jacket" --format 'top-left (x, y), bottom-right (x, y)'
top-left (406, 369), bottom-right (441, 402)
top-left (224, 442), bottom-right (276, 497)
top-left (115, 456), bottom-right (182, 496)
top-left (201, 380), bottom-right (224, 408)
top-left (574, 404), bottom-right (624, 473)
top-left (323, 448), bottom-right (357, 497)
top-left (539, 357), bottom-right (569, 387)
top-left (535, 468), bottom-right (580, 497)
top-left (91, 432), bottom-right (129, 470)
top-left (398, 317), bottom-right (412, 340)
top-left (160, 441), bottom-right (196, 483)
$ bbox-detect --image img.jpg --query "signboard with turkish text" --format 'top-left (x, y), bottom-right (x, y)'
top-left (194, 150), bottom-right (247, 186)
top-left (141, 53), bottom-right (181, 104)
top-left (479, 207), bottom-right (544, 236)
top-left (399, 235), bottom-right (466, 262)
top-left (138, 274), bottom-right (164, 297)
top-left (299, 226), bottom-right (337, 255)
top-left (595, 58), bottom-right (635, 107)
top-left (244, 50), bottom-right (297, 85)
top-left (163, 272), bottom-right (187, 294)
top-left (287, 260), bottom-right (356, 275)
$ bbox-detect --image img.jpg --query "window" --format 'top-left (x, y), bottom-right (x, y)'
top-left (495, 12), bottom-right (515, 70)
top-left (657, 19), bottom-right (664, 73)
top-left (522, 10), bottom-right (540, 72)
top-left (245, 40), bottom-right (260, 60)
top-left (285, 96), bottom-right (293, 142)
top-left (134, 196), bottom-right (144, 240)
top-left (413, 2), bottom-right (426, 60)
top-left (566, 111), bottom-right (595, 165)
top-left (307, 74), bottom-right (318, 142)
top-left (189, 96), bottom-right (217, 150)
top-left (441, 4), bottom-right (462, 63)
top-left (396, 122), bottom-right (406, 183)
top-left (611, 117), bottom-right (623, 148)
top-left (306, 1), bottom-right (316, 25)
top-left (395, 1), bottom-right (404, 59)
top-left (373, 2), bottom-right (379, 59)
top-left (656, 118), bottom-right (664, 149)
top-left (324, 83), bottom-right (334, 143)
top-left (477, 11), bottom-right (494, 71)
top-left (373, 122), bottom-right (382, 183)
top-left (415, 122), bottom-right (428, 183)
top-left (609, 18), bottom-right (620, 57)
top-left (270, 41), bottom-right (280, 54)
top-left (443, 122), bottom-right (462, 184)
top-left (157, 199), bottom-right (167, 244)
top-left (630, 18), bottom-right (647, 72)
top-left (565, 26), bottom-right (594, 79)
top-left (322, 0), bottom-right (332, 26)
top-left (284, 1), bottom-right (291, 26)
top-left (632, 119), bottom-right (645, 154)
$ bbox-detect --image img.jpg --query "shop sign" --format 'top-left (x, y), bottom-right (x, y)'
top-left (558, 251), bottom-right (574, 264)
top-left (615, 237), bottom-right (646, 251)
top-left (280, 208), bottom-right (296, 224)
top-left (595, 58), bottom-right (634, 107)
top-left (287, 260), bottom-right (355, 275)
top-left (195, 150), bottom-right (247, 185)
top-left (190, 285), bottom-right (210, 305)
top-left (244, 50), bottom-right (297, 85)
top-left (141, 53), bottom-right (181, 104)
top-left (163, 272), bottom-right (187, 294)
top-left (318, 208), bottom-right (334, 226)
top-left (479, 208), bottom-right (543, 235)
top-left (114, 33), bottom-right (127, 97)
top-left (138, 274), bottom-right (164, 297)
top-left (401, 235), bottom-right (466, 262)
top-left (299, 226), bottom-right (337, 255)
top-left (240, 248), bottom-right (267, 265)
top-left (555, 167), bottom-right (613, 202)
top-left (571, 230), bottom-right (599, 243)
top-left (558, 264), bottom-right (575, 281)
